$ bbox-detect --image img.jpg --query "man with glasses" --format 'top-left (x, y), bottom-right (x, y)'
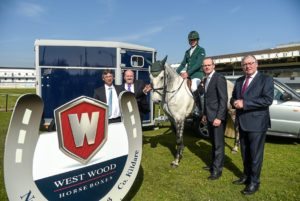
top-left (176, 30), bottom-right (206, 116)
top-left (94, 69), bottom-right (123, 123)
top-left (230, 55), bottom-right (274, 195)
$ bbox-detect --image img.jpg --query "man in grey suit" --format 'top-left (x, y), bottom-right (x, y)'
top-left (231, 55), bottom-right (274, 195)
top-left (93, 69), bottom-right (123, 123)
top-left (201, 57), bottom-right (228, 180)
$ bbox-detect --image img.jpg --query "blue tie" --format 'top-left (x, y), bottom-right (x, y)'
top-left (108, 87), bottom-right (112, 117)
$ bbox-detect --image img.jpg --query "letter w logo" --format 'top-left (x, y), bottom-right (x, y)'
top-left (68, 112), bottom-right (99, 147)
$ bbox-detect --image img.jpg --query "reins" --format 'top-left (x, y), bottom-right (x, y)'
top-left (152, 67), bottom-right (185, 99)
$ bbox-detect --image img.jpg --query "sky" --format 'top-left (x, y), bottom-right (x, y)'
top-left (0, 0), bottom-right (300, 67)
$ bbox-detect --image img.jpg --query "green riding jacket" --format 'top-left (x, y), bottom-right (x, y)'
top-left (176, 45), bottom-right (206, 80)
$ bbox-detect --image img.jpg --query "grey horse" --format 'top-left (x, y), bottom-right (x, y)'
top-left (148, 56), bottom-right (195, 167)
top-left (148, 56), bottom-right (239, 167)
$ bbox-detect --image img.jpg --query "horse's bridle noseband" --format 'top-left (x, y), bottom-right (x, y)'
top-left (151, 69), bottom-right (185, 98)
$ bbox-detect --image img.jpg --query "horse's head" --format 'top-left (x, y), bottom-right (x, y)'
top-left (147, 56), bottom-right (168, 103)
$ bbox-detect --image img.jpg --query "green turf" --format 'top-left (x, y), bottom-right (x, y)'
top-left (0, 88), bottom-right (35, 111)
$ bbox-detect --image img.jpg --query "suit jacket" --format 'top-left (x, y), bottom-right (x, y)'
top-left (93, 84), bottom-right (123, 103)
top-left (230, 72), bottom-right (274, 132)
top-left (203, 72), bottom-right (228, 122)
top-left (123, 80), bottom-right (150, 114)
top-left (176, 45), bottom-right (206, 79)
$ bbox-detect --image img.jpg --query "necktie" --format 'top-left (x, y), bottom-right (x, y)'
top-left (241, 76), bottom-right (250, 95)
top-left (128, 84), bottom-right (131, 92)
top-left (108, 87), bottom-right (112, 117)
top-left (205, 77), bottom-right (210, 92)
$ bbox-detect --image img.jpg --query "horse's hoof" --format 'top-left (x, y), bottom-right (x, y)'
top-left (170, 161), bottom-right (179, 168)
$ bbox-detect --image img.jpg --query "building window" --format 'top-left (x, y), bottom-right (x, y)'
top-left (131, 55), bottom-right (144, 67)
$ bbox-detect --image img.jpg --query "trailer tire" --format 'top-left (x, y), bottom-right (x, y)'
top-left (193, 116), bottom-right (209, 139)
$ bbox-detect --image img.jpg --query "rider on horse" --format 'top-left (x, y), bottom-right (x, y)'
top-left (176, 30), bottom-right (206, 116)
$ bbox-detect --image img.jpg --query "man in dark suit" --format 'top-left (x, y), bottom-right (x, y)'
top-left (93, 69), bottom-right (123, 123)
top-left (230, 55), bottom-right (274, 195)
top-left (123, 70), bottom-right (151, 121)
top-left (201, 57), bottom-right (228, 180)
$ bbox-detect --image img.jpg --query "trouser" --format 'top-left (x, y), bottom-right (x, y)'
top-left (192, 90), bottom-right (202, 115)
top-left (239, 129), bottom-right (266, 185)
top-left (208, 121), bottom-right (225, 173)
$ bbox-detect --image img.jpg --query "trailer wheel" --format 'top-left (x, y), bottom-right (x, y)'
top-left (193, 116), bottom-right (209, 139)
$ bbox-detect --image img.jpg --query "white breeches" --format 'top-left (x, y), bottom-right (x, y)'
top-left (191, 78), bottom-right (201, 92)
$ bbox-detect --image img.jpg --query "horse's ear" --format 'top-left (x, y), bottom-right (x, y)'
top-left (145, 59), bottom-right (153, 66)
top-left (161, 55), bottom-right (168, 66)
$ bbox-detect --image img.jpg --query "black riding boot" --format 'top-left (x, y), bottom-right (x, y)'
top-left (192, 91), bottom-right (202, 117)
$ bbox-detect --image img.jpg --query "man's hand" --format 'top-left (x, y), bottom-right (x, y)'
top-left (234, 99), bottom-right (244, 109)
top-left (201, 115), bottom-right (207, 125)
top-left (213, 118), bottom-right (221, 127)
top-left (180, 72), bottom-right (189, 79)
top-left (143, 84), bottom-right (152, 94)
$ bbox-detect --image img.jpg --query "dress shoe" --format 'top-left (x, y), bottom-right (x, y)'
top-left (232, 176), bottom-right (248, 185)
top-left (241, 183), bottom-right (259, 195)
top-left (208, 172), bottom-right (222, 180)
top-left (202, 166), bottom-right (211, 171)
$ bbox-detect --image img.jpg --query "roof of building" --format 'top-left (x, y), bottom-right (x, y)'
top-left (0, 66), bottom-right (34, 70)
top-left (212, 43), bottom-right (300, 60)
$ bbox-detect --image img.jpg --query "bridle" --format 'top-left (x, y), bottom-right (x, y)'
top-left (151, 69), bottom-right (166, 97)
top-left (151, 68), bottom-right (185, 99)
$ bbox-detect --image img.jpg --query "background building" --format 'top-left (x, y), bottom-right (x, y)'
top-left (1, 43), bottom-right (300, 92)
top-left (172, 43), bottom-right (300, 93)
top-left (0, 67), bottom-right (35, 88)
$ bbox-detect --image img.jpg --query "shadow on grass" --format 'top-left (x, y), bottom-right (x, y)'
top-left (183, 129), bottom-right (243, 178)
top-left (143, 125), bottom-right (243, 178)
top-left (266, 135), bottom-right (300, 145)
top-left (143, 127), bottom-right (177, 158)
top-left (123, 166), bottom-right (144, 201)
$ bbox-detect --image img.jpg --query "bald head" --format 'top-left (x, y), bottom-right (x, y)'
top-left (124, 70), bottom-right (135, 84)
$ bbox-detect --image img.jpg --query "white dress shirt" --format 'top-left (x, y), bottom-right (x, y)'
top-left (189, 46), bottom-right (196, 56)
top-left (205, 70), bottom-right (215, 92)
top-left (105, 84), bottom-right (120, 119)
top-left (125, 83), bottom-right (135, 93)
top-left (243, 70), bottom-right (258, 87)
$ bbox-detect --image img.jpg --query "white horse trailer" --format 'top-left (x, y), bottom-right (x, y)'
top-left (34, 39), bottom-right (156, 130)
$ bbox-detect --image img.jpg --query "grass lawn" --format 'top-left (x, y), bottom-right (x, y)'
top-left (0, 88), bottom-right (35, 111)
top-left (0, 89), bottom-right (300, 200)
top-left (123, 124), bottom-right (300, 201)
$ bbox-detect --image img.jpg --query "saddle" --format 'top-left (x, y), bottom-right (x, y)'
top-left (186, 78), bottom-right (205, 95)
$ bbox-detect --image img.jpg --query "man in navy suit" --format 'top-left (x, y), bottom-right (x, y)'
top-left (230, 55), bottom-right (274, 195)
top-left (201, 57), bottom-right (228, 180)
top-left (123, 70), bottom-right (151, 121)
top-left (93, 69), bottom-right (123, 123)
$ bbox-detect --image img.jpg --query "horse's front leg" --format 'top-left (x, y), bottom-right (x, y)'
top-left (171, 120), bottom-right (184, 168)
top-left (232, 125), bottom-right (240, 153)
top-left (229, 109), bottom-right (240, 153)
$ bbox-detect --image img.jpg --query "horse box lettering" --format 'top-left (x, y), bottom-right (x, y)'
top-left (35, 39), bottom-right (156, 130)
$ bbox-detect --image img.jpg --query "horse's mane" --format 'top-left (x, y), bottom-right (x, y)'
top-left (164, 63), bottom-right (181, 79)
